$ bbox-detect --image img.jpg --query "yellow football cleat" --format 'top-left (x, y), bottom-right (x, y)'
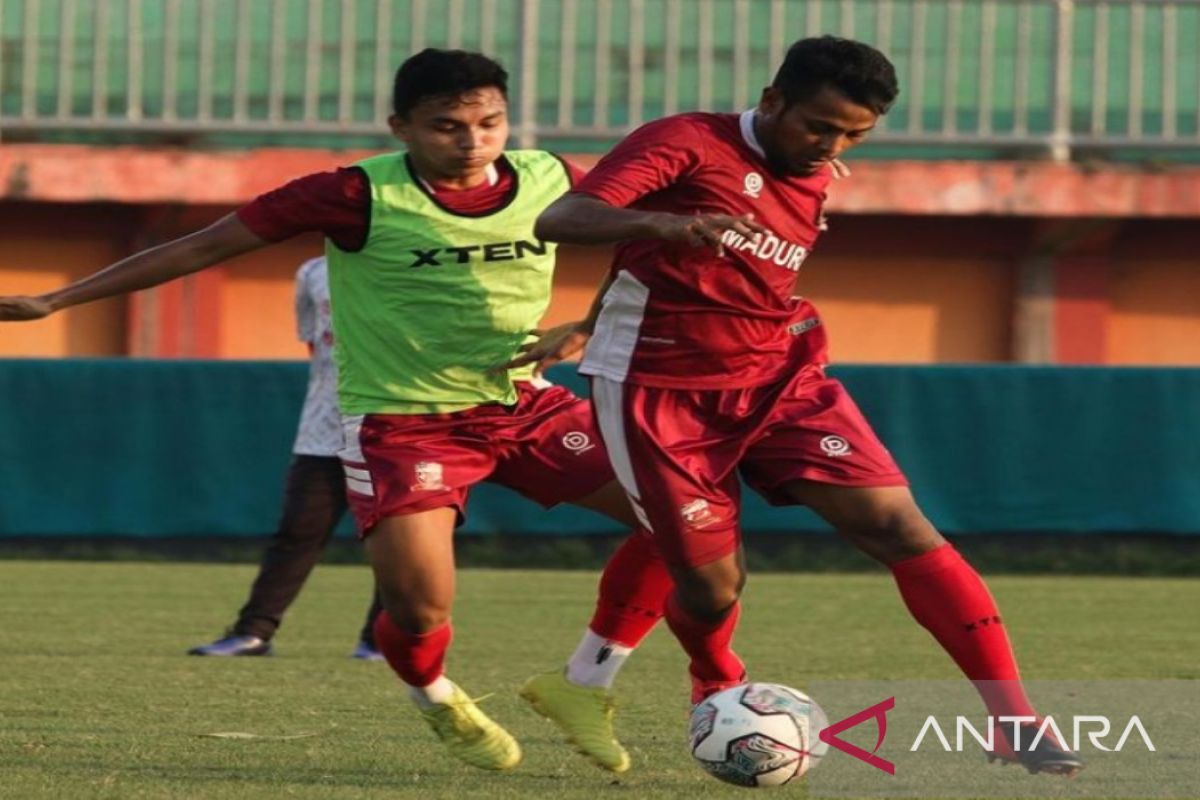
top-left (419, 683), bottom-right (522, 771)
top-left (520, 671), bottom-right (631, 773)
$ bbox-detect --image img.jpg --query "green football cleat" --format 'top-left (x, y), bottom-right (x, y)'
top-left (520, 671), bottom-right (631, 773)
top-left (419, 683), bottom-right (522, 771)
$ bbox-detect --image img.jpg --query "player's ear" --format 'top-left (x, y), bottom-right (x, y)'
top-left (388, 114), bottom-right (410, 144)
top-left (758, 86), bottom-right (785, 120)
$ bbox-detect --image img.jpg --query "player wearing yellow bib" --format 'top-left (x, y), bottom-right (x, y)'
top-left (330, 148), bottom-right (570, 416)
top-left (0, 50), bottom-right (676, 774)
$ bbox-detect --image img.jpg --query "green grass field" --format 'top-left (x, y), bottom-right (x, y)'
top-left (1, 561), bottom-right (1196, 799)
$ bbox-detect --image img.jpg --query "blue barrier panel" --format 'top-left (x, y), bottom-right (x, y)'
top-left (0, 360), bottom-right (1197, 537)
top-left (0, 359), bottom-right (302, 537)
top-left (800, 365), bottom-right (1200, 535)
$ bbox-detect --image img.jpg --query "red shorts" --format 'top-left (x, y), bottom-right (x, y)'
top-left (339, 383), bottom-right (614, 534)
top-left (591, 368), bottom-right (907, 566)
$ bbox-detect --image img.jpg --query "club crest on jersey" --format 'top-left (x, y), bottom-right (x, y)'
top-left (680, 498), bottom-right (721, 529)
top-left (562, 431), bottom-right (595, 454)
top-left (820, 435), bottom-right (852, 457)
top-left (411, 461), bottom-right (447, 491)
top-left (719, 229), bottom-right (810, 272)
top-left (743, 171), bottom-right (764, 199)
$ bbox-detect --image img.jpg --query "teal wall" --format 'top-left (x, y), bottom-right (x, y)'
top-left (1, 359), bottom-right (1197, 537)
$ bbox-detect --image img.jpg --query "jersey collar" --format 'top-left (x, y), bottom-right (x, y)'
top-left (416, 161), bottom-right (500, 194)
top-left (739, 109), bottom-right (767, 160)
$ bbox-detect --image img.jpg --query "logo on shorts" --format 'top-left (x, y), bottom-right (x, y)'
top-left (562, 431), bottom-right (595, 454)
top-left (788, 317), bottom-right (821, 336)
top-left (820, 435), bottom-right (852, 457)
top-left (411, 461), bottom-right (447, 491)
top-left (743, 172), bottom-right (764, 199)
top-left (680, 498), bottom-right (721, 529)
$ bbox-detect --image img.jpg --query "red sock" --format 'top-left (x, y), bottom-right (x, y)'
top-left (891, 544), bottom-right (1037, 720)
top-left (589, 528), bottom-right (673, 647)
top-left (665, 594), bottom-right (746, 704)
top-left (372, 614), bottom-right (452, 687)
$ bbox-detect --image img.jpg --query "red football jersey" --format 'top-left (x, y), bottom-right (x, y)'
top-left (575, 111), bottom-right (832, 389)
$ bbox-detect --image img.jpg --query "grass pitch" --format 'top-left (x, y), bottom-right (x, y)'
top-left (0, 561), bottom-right (1195, 799)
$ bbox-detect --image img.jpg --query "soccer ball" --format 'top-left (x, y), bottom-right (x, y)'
top-left (688, 682), bottom-right (829, 787)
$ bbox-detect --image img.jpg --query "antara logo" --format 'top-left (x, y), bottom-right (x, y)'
top-left (408, 239), bottom-right (548, 268)
top-left (818, 697), bottom-right (1157, 776)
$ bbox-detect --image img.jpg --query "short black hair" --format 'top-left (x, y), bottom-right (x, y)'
top-left (392, 49), bottom-right (508, 118)
top-left (772, 36), bottom-right (899, 115)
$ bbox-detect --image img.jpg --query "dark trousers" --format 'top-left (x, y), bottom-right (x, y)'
top-left (233, 454), bottom-right (382, 643)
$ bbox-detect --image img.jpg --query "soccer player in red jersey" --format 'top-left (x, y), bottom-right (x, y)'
top-left (0, 49), bottom-right (670, 774)
top-left (513, 37), bottom-right (1083, 777)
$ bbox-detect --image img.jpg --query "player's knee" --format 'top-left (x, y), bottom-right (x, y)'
top-left (840, 498), bottom-right (942, 561)
top-left (378, 588), bottom-right (452, 633)
top-left (677, 590), bottom-right (738, 621)
top-left (674, 568), bottom-right (744, 620)
top-left (885, 504), bottom-right (939, 547)
top-left (849, 496), bottom-right (928, 537)
top-left (387, 604), bottom-right (450, 634)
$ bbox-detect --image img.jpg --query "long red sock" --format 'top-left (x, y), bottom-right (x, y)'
top-left (665, 594), bottom-right (746, 704)
top-left (589, 527), bottom-right (673, 647)
top-left (891, 544), bottom-right (1037, 721)
top-left (373, 614), bottom-right (452, 687)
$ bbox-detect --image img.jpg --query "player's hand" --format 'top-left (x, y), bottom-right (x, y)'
top-left (829, 159), bottom-right (851, 179)
top-left (654, 212), bottom-right (770, 255)
top-left (0, 295), bottom-right (55, 321)
top-left (499, 321), bottom-right (592, 377)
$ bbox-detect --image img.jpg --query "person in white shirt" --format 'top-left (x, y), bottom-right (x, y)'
top-left (189, 256), bottom-right (383, 658)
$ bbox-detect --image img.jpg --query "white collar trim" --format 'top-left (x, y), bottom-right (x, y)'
top-left (739, 109), bottom-right (766, 160)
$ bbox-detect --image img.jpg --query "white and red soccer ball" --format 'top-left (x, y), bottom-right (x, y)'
top-left (689, 682), bottom-right (829, 788)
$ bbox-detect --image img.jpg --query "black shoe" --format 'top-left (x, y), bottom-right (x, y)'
top-left (989, 723), bottom-right (1085, 777)
top-left (187, 634), bottom-right (272, 657)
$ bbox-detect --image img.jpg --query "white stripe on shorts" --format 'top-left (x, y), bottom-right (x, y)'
top-left (339, 415), bottom-right (365, 463)
top-left (591, 376), bottom-right (653, 532)
top-left (343, 465), bottom-right (371, 482)
top-left (338, 415), bottom-right (374, 496)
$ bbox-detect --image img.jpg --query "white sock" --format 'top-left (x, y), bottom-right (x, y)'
top-left (566, 629), bottom-right (634, 689)
top-left (407, 675), bottom-right (456, 710)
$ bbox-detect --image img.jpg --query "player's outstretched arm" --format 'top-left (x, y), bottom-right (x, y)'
top-left (0, 213), bottom-right (269, 321)
top-left (535, 194), bottom-right (672, 245)
top-left (536, 194), bottom-right (768, 253)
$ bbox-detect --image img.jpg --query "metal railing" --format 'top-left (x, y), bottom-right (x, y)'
top-left (2, 0), bottom-right (1199, 157)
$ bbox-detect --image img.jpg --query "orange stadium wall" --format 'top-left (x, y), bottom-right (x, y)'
top-left (0, 206), bottom-right (1023, 363)
top-left (2, 146), bottom-right (1200, 365)
top-left (4, 205), bottom-right (1200, 365)
top-left (0, 201), bottom-right (131, 357)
